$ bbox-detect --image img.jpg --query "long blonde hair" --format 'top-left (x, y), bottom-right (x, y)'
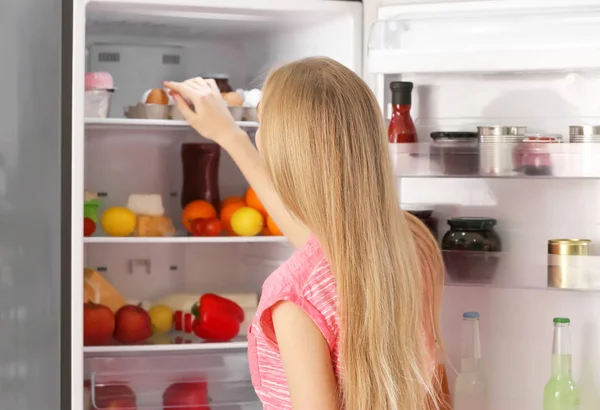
top-left (259, 57), bottom-right (445, 410)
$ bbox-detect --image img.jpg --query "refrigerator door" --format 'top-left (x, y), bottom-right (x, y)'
top-left (0, 0), bottom-right (72, 409)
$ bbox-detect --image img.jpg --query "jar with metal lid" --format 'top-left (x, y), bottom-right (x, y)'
top-left (430, 131), bottom-right (479, 175)
top-left (569, 125), bottom-right (600, 143)
top-left (548, 239), bottom-right (592, 290)
top-left (201, 73), bottom-right (233, 93)
top-left (441, 217), bottom-right (502, 283)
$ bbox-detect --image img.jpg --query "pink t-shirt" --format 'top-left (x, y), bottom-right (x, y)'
top-left (247, 235), bottom-right (340, 409)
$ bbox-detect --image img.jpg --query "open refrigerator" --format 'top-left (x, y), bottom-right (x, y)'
top-left (3, 0), bottom-right (600, 409)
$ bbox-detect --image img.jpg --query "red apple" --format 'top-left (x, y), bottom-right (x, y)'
top-left (94, 383), bottom-right (137, 410)
top-left (163, 381), bottom-right (210, 410)
top-left (113, 304), bottom-right (152, 344)
top-left (83, 302), bottom-right (115, 346)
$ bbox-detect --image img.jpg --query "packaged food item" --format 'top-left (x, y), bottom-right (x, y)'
top-left (134, 215), bottom-right (176, 237)
top-left (127, 194), bottom-right (165, 216)
top-left (181, 143), bottom-right (221, 212)
top-left (84, 72), bottom-right (114, 118)
top-left (430, 131), bottom-right (479, 175)
top-left (84, 268), bottom-right (127, 312)
top-left (388, 81), bottom-right (417, 143)
top-left (202, 73), bottom-right (233, 93)
top-left (441, 217), bottom-right (502, 283)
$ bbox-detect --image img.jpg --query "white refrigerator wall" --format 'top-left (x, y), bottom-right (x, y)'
top-left (392, 70), bottom-right (600, 408)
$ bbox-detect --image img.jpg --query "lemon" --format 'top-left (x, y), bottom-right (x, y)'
top-left (148, 304), bottom-right (174, 334)
top-left (230, 207), bottom-right (264, 236)
top-left (100, 207), bottom-right (136, 237)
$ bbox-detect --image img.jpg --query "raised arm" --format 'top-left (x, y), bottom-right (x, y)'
top-left (164, 78), bottom-right (310, 248)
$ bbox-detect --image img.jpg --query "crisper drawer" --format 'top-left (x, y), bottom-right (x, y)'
top-left (88, 351), bottom-right (261, 409)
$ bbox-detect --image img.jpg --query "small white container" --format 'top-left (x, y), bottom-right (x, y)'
top-left (229, 106), bottom-right (244, 121)
top-left (84, 89), bottom-right (112, 118)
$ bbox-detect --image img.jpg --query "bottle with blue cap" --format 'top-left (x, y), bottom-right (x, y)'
top-left (543, 317), bottom-right (579, 410)
top-left (454, 312), bottom-right (487, 410)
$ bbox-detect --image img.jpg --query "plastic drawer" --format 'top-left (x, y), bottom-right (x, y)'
top-left (88, 351), bottom-right (260, 409)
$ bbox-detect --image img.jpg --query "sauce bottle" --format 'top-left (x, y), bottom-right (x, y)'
top-left (180, 143), bottom-right (221, 212)
top-left (388, 81), bottom-right (417, 143)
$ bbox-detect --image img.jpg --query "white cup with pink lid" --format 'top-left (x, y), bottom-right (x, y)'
top-left (85, 72), bottom-right (115, 118)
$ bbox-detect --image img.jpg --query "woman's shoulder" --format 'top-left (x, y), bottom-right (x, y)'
top-left (261, 235), bottom-right (328, 299)
top-left (255, 235), bottom-right (339, 350)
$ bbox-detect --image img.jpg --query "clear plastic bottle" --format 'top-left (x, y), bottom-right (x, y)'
top-left (543, 317), bottom-right (580, 410)
top-left (454, 312), bottom-right (487, 410)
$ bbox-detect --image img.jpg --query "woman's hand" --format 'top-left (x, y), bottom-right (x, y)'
top-left (163, 78), bottom-right (243, 144)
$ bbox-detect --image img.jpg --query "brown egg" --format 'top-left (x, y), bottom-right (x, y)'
top-left (223, 91), bottom-right (244, 107)
top-left (146, 88), bottom-right (169, 105)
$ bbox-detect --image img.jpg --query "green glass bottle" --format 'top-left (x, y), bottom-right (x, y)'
top-left (543, 317), bottom-right (579, 410)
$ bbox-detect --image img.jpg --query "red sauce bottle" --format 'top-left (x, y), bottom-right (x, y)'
top-left (388, 81), bottom-right (417, 143)
top-left (180, 143), bottom-right (221, 212)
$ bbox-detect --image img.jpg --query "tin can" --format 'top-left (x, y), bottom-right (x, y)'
top-left (478, 135), bottom-right (523, 175)
top-left (548, 239), bottom-right (592, 289)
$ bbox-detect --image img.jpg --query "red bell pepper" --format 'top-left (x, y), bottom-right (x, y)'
top-left (191, 294), bottom-right (243, 342)
top-left (192, 294), bottom-right (245, 322)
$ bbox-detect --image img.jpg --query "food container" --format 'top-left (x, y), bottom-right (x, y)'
top-left (430, 131), bottom-right (479, 175)
top-left (477, 126), bottom-right (527, 137)
top-left (569, 125), bottom-right (600, 136)
top-left (84, 199), bottom-right (102, 223)
top-left (170, 105), bottom-right (185, 121)
top-left (202, 73), bottom-right (233, 93)
top-left (228, 107), bottom-right (244, 121)
top-left (84, 72), bottom-right (115, 118)
top-left (478, 126), bottom-right (526, 175)
top-left (124, 103), bottom-right (170, 120)
top-left (244, 107), bottom-right (258, 122)
top-left (548, 239), bottom-right (592, 290)
top-left (402, 204), bottom-right (438, 239)
top-left (441, 217), bottom-right (502, 283)
top-left (513, 135), bottom-right (561, 176)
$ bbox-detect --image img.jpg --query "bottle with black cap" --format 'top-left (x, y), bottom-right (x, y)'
top-left (388, 81), bottom-right (417, 143)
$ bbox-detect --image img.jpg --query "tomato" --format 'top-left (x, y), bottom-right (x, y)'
top-left (203, 218), bottom-right (222, 236)
top-left (190, 218), bottom-right (206, 236)
top-left (83, 218), bottom-right (96, 237)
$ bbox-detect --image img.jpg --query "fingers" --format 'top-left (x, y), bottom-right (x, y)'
top-left (205, 79), bottom-right (220, 94)
top-left (163, 81), bottom-right (196, 99)
top-left (171, 92), bottom-right (195, 121)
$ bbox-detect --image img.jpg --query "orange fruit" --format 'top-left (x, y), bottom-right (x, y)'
top-left (220, 202), bottom-right (245, 235)
top-left (221, 196), bottom-right (245, 208)
top-left (261, 226), bottom-right (271, 236)
top-left (267, 215), bottom-right (283, 236)
top-left (182, 200), bottom-right (217, 233)
top-left (245, 187), bottom-right (267, 216)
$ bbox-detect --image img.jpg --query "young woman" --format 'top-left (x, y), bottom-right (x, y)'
top-left (164, 57), bottom-right (445, 410)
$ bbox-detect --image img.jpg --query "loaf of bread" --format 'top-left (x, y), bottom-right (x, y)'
top-left (134, 215), bottom-right (176, 237)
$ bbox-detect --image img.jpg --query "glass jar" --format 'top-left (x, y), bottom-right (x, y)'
top-left (430, 131), bottom-right (479, 175)
top-left (201, 73), bottom-right (233, 93)
top-left (441, 217), bottom-right (502, 283)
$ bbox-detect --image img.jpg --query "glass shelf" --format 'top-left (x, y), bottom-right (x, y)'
top-left (85, 118), bottom-right (259, 130)
top-left (84, 333), bottom-right (248, 355)
top-left (443, 250), bottom-right (600, 292)
top-left (84, 235), bottom-right (287, 244)
top-left (390, 142), bottom-right (600, 178)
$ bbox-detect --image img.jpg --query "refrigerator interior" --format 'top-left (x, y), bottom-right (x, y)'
top-left (81, 1), bottom-right (360, 409)
top-left (370, 1), bottom-right (600, 409)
